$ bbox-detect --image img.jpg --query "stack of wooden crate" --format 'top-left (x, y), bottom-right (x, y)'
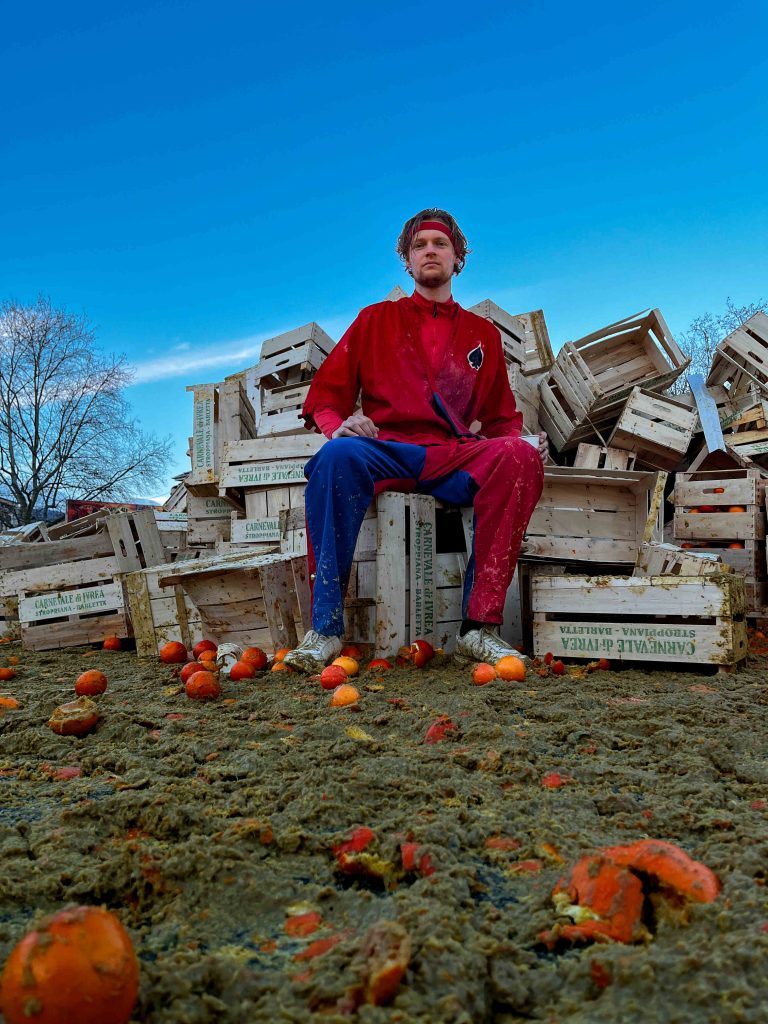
top-left (538, 308), bottom-right (691, 462)
top-left (672, 466), bottom-right (767, 615)
top-left (0, 509), bottom-right (178, 651)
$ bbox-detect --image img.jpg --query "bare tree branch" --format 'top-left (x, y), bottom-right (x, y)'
top-left (0, 296), bottom-right (173, 524)
top-left (669, 297), bottom-right (766, 395)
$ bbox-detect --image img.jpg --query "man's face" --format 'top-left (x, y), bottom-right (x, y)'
top-left (408, 228), bottom-right (456, 288)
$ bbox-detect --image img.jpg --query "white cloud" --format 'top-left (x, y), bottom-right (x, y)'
top-left (130, 333), bottom-right (270, 385)
top-left (129, 314), bottom-right (354, 387)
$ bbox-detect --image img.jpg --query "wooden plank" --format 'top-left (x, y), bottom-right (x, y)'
top-left (219, 459), bottom-right (308, 489)
top-left (673, 509), bottom-right (764, 541)
top-left (258, 322), bottom-right (335, 362)
top-left (225, 435), bottom-right (325, 462)
top-left (21, 611), bottom-right (131, 652)
top-left (2, 556), bottom-right (119, 597)
top-left (19, 581), bottom-right (124, 624)
top-left (106, 514), bottom-right (144, 573)
top-left (187, 383), bottom-right (218, 483)
top-left (0, 531), bottom-right (114, 571)
top-left (375, 493), bottom-right (407, 655)
top-left (259, 559), bottom-right (299, 648)
top-left (132, 509), bottom-right (169, 567)
top-left (231, 517), bottom-right (283, 544)
top-left (408, 495), bottom-right (437, 644)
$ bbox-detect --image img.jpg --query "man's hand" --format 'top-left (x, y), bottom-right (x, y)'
top-left (537, 431), bottom-right (549, 465)
top-left (331, 413), bottom-right (379, 439)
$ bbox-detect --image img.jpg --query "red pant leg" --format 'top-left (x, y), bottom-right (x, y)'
top-left (421, 437), bottom-right (544, 622)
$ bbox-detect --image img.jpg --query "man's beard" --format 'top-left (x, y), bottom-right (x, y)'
top-left (412, 264), bottom-right (453, 288)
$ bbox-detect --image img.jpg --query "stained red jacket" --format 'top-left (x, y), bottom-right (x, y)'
top-left (302, 292), bottom-right (523, 445)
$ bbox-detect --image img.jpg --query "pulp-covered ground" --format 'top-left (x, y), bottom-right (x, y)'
top-left (1, 639), bottom-right (767, 1023)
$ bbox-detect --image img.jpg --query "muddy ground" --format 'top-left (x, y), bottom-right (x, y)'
top-left (1, 641), bottom-right (767, 1023)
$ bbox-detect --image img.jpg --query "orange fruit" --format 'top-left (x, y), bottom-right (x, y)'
top-left (273, 647), bottom-right (291, 663)
top-left (367, 658), bottom-right (393, 671)
top-left (229, 660), bottom-right (256, 681)
top-left (0, 667), bottom-right (16, 681)
top-left (495, 655), bottom-right (526, 682)
top-left (180, 661), bottom-right (206, 683)
top-left (185, 671), bottom-right (221, 700)
top-left (713, 487), bottom-right (725, 493)
top-left (102, 636), bottom-right (122, 651)
top-left (332, 655), bottom-right (359, 677)
top-left (472, 663), bottom-right (497, 685)
top-left (192, 639), bottom-right (217, 660)
top-left (8, 655), bottom-right (20, 665)
top-left (74, 670), bottom-right (108, 696)
top-left (159, 641), bottom-right (187, 664)
top-left (48, 697), bottom-right (100, 736)
top-left (0, 696), bottom-right (20, 710)
top-left (340, 644), bottom-right (364, 659)
top-left (687, 508), bottom-right (700, 514)
top-left (330, 683), bottom-right (360, 706)
top-left (320, 665), bottom-right (348, 690)
top-left (728, 542), bottom-right (745, 549)
top-left (241, 647), bottom-right (268, 670)
top-left (728, 505), bottom-right (746, 513)
top-left (271, 662), bottom-right (293, 673)
top-left (0, 904), bottom-right (139, 1024)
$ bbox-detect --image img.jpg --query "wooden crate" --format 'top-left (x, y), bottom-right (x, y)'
top-left (673, 470), bottom-right (766, 543)
top-left (521, 467), bottom-right (665, 565)
top-left (157, 551), bottom-right (305, 652)
top-left (706, 312), bottom-right (768, 398)
top-left (573, 443), bottom-right (636, 471)
top-left (186, 494), bottom-right (234, 547)
top-left (257, 380), bottom-right (312, 438)
top-left (186, 378), bottom-right (256, 497)
top-left (251, 323), bottom-right (335, 389)
top-left (539, 309), bottom-right (689, 452)
top-left (531, 573), bottom-right (747, 670)
top-left (125, 556), bottom-right (205, 657)
top-left (468, 300), bottom-right (526, 368)
top-left (633, 542), bottom-right (728, 578)
top-left (219, 435), bottom-right (323, 492)
top-left (14, 558), bottom-right (130, 652)
top-left (607, 387), bottom-right (697, 470)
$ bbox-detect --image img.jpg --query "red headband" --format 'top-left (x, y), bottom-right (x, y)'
top-left (410, 220), bottom-right (456, 248)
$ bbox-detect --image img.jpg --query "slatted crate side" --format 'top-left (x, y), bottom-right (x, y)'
top-left (608, 388), bottom-right (697, 469)
top-left (514, 309), bottom-right (554, 376)
top-left (531, 573), bottom-right (747, 669)
top-left (706, 312), bottom-right (768, 394)
top-left (507, 365), bottom-right (543, 434)
top-left (16, 562), bottom-right (132, 653)
top-left (573, 443), bottom-right (636, 471)
top-left (125, 564), bottom-right (204, 657)
top-left (633, 542), bottom-right (728, 578)
top-left (219, 435), bottom-right (323, 491)
top-left (186, 494), bottom-right (234, 546)
top-left (0, 530), bottom-right (115, 573)
top-left (522, 468), bottom-right (664, 564)
top-left (217, 377), bottom-right (257, 457)
top-left (673, 469), bottom-right (766, 543)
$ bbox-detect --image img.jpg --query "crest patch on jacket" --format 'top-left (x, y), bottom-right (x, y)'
top-left (467, 343), bottom-right (484, 370)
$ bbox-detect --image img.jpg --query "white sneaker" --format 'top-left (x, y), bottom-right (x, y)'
top-left (454, 627), bottom-right (530, 667)
top-left (283, 630), bottom-right (342, 673)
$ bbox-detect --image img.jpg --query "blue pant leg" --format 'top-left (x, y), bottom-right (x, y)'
top-left (305, 438), bottom-right (426, 636)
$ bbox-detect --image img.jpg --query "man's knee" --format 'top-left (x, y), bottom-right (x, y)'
top-left (306, 437), bottom-right (373, 479)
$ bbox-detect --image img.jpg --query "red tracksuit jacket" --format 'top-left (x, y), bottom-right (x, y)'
top-left (302, 292), bottom-right (523, 444)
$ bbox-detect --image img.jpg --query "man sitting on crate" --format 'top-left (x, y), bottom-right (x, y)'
top-left (284, 208), bottom-right (547, 673)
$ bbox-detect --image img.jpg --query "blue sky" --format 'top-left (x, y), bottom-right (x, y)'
top-left (2, 1), bottom-right (766, 495)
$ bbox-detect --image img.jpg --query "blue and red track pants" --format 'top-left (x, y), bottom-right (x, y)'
top-left (304, 436), bottom-right (544, 638)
